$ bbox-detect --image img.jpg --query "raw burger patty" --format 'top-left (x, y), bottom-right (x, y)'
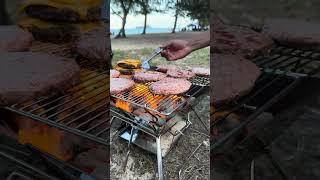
top-left (73, 28), bottom-right (111, 66)
top-left (133, 71), bottom-right (167, 83)
top-left (110, 69), bottom-right (120, 78)
top-left (212, 54), bottom-right (261, 106)
top-left (110, 78), bottom-right (134, 95)
top-left (263, 18), bottom-right (320, 48)
top-left (212, 25), bottom-right (274, 58)
top-left (192, 67), bottom-right (210, 76)
top-left (156, 64), bottom-right (179, 73)
top-left (167, 69), bottom-right (195, 79)
top-left (0, 26), bottom-right (33, 52)
top-left (0, 52), bottom-right (80, 106)
top-left (150, 77), bottom-right (192, 95)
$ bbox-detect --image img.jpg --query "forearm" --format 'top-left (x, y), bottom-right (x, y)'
top-left (186, 31), bottom-right (210, 51)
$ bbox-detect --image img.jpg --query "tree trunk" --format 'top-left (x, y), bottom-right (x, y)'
top-left (115, 12), bottom-right (128, 39)
top-left (141, 13), bottom-right (147, 35)
top-left (0, 0), bottom-right (10, 25)
top-left (172, 12), bottom-right (178, 33)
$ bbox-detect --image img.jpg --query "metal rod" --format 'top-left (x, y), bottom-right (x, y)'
top-left (156, 137), bottom-right (163, 180)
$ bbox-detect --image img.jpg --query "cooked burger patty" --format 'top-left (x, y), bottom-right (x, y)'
top-left (73, 28), bottom-right (111, 67)
top-left (110, 78), bottom-right (134, 95)
top-left (212, 24), bottom-right (274, 58)
top-left (150, 77), bottom-right (192, 95)
top-left (263, 18), bottom-right (320, 48)
top-left (25, 5), bottom-right (101, 22)
top-left (133, 71), bottom-right (167, 83)
top-left (212, 54), bottom-right (261, 106)
top-left (167, 69), bottom-right (195, 79)
top-left (156, 64), bottom-right (179, 73)
top-left (192, 67), bottom-right (210, 76)
top-left (0, 52), bottom-right (80, 106)
top-left (110, 70), bottom-right (120, 78)
top-left (0, 26), bottom-right (33, 52)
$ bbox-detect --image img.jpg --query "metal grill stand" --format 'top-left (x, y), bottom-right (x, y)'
top-left (111, 77), bottom-right (209, 180)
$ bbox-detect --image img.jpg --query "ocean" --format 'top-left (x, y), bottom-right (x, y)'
top-left (111, 27), bottom-right (173, 37)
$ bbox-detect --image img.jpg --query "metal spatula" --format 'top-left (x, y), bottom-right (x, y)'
top-left (141, 47), bottom-right (163, 70)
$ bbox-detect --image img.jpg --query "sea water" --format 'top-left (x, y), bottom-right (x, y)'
top-left (111, 27), bottom-right (173, 37)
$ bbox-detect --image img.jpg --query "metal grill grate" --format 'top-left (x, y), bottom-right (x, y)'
top-left (252, 45), bottom-right (320, 76)
top-left (4, 42), bottom-right (109, 146)
top-left (112, 81), bottom-right (205, 116)
top-left (211, 72), bottom-right (300, 151)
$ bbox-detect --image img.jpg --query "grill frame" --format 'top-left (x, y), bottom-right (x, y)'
top-left (211, 44), bottom-right (320, 152)
top-left (4, 42), bottom-right (110, 146)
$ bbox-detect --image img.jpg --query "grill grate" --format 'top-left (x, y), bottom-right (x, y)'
top-left (252, 45), bottom-right (320, 76)
top-left (112, 78), bottom-right (208, 117)
top-left (5, 42), bottom-right (109, 146)
top-left (211, 72), bottom-right (300, 151)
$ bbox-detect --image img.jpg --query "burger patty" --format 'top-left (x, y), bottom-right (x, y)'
top-left (150, 77), bottom-right (192, 95)
top-left (0, 52), bottom-right (80, 106)
top-left (73, 28), bottom-right (111, 68)
top-left (0, 26), bottom-right (33, 52)
top-left (110, 70), bottom-right (120, 78)
top-left (25, 5), bottom-right (101, 22)
top-left (212, 54), bottom-right (261, 106)
top-left (192, 67), bottom-right (210, 76)
top-left (212, 24), bottom-right (274, 58)
top-left (263, 18), bottom-right (320, 48)
top-left (167, 69), bottom-right (195, 79)
top-left (156, 64), bottom-right (179, 73)
top-left (133, 71), bottom-right (167, 83)
top-left (110, 78), bottom-right (134, 95)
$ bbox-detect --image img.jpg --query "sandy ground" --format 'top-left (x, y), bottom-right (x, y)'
top-left (111, 32), bottom-right (207, 50)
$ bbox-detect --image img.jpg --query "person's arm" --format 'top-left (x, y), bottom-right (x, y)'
top-left (161, 31), bottom-right (209, 61)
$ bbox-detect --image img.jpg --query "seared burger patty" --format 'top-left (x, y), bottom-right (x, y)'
top-left (110, 70), bottom-right (120, 78)
top-left (212, 54), bottom-right (261, 106)
top-left (0, 26), bottom-right (33, 52)
top-left (192, 67), bottom-right (210, 76)
top-left (133, 71), bottom-right (167, 83)
top-left (212, 24), bottom-right (274, 58)
top-left (110, 78), bottom-right (134, 95)
top-left (73, 28), bottom-right (111, 67)
top-left (167, 69), bottom-right (195, 79)
top-left (150, 77), bottom-right (192, 95)
top-left (263, 18), bottom-right (320, 48)
top-left (25, 5), bottom-right (101, 22)
top-left (156, 64), bottom-right (179, 73)
top-left (0, 52), bottom-right (80, 106)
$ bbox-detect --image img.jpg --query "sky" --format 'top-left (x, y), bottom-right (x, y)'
top-left (110, 13), bottom-right (193, 30)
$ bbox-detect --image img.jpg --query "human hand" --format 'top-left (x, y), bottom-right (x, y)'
top-left (160, 40), bottom-right (193, 61)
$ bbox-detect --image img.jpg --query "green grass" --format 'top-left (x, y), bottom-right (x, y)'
top-left (112, 47), bottom-right (210, 69)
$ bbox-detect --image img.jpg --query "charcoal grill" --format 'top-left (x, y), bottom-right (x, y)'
top-left (111, 72), bottom-right (209, 180)
top-left (0, 135), bottom-right (86, 180)
top-left (4, 42), bottom-right (109, 146)
top-left (211, 44), bottom-right (320, 172)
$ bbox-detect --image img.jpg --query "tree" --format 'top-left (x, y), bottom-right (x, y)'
top-left (166, 0), bottom-right (183, 33)
top-left (0, 0), bottom-right (11, 25)
top-left (178, 0), bottom-right (209, 29)
top-left (134, 0), bottom-right (161, 35)
top-left (111, 0), bottom-right (135, 38)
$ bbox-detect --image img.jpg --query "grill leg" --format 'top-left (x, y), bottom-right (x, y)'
top-left (190, 106), bottom-right (209, 132)
top-left (156, 137), bottom-right (163, 180)
top-left (122, 127), bottom-right (135, 172)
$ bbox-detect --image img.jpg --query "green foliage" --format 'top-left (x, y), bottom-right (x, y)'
top-left (178, 0), bottom-right (209, 27)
